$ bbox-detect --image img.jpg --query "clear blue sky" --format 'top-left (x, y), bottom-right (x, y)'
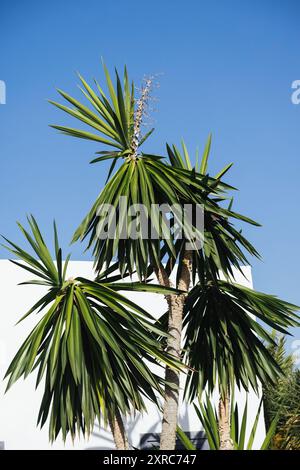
top-left (1, 1), bottom-right (300, 345)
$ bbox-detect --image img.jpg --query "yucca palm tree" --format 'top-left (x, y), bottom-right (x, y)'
top-left (50, 78), bottom-right (212, 452)
top-left (50, 66), bottom-right (264, 449)
top-left (2, 216), bottom-right (181, 448)
top-left (49, 63), bottom-right (299, 451)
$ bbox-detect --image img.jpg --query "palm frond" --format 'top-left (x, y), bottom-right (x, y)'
top-left (183, 279), bottom-right (299, 401)
top-left (3, 219), bottom-right (182, 442)
top-left (163, 139), bottom-right (260, 284)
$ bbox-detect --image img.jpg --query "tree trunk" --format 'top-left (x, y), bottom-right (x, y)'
top-left (156, 250), bottom-right (192, 450)
top-left (108, 409), bottom-right (129, 450)
top-left (218, 392), bottom-right (234, 450)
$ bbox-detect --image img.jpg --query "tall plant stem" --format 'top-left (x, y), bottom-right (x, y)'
top-left (156, 250), bottom-right (192, 450)
top-left (218, 390), bottom-right (234, 450)
top-left (108, 409), bottom-right (129, 450)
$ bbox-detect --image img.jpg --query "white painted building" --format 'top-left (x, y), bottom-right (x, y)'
top-left (0, 260), bottom-right (265, 450)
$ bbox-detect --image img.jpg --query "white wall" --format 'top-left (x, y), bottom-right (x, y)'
top-left (0, 260), bottom-right (265, 449)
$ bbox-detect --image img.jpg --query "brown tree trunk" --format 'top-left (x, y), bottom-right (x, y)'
top-left (108, 409), bottom-right (129, 450)
top-left (156, 250), bottom-right (192, 450)
top-left (218, 392), bottom-right (234, 450)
